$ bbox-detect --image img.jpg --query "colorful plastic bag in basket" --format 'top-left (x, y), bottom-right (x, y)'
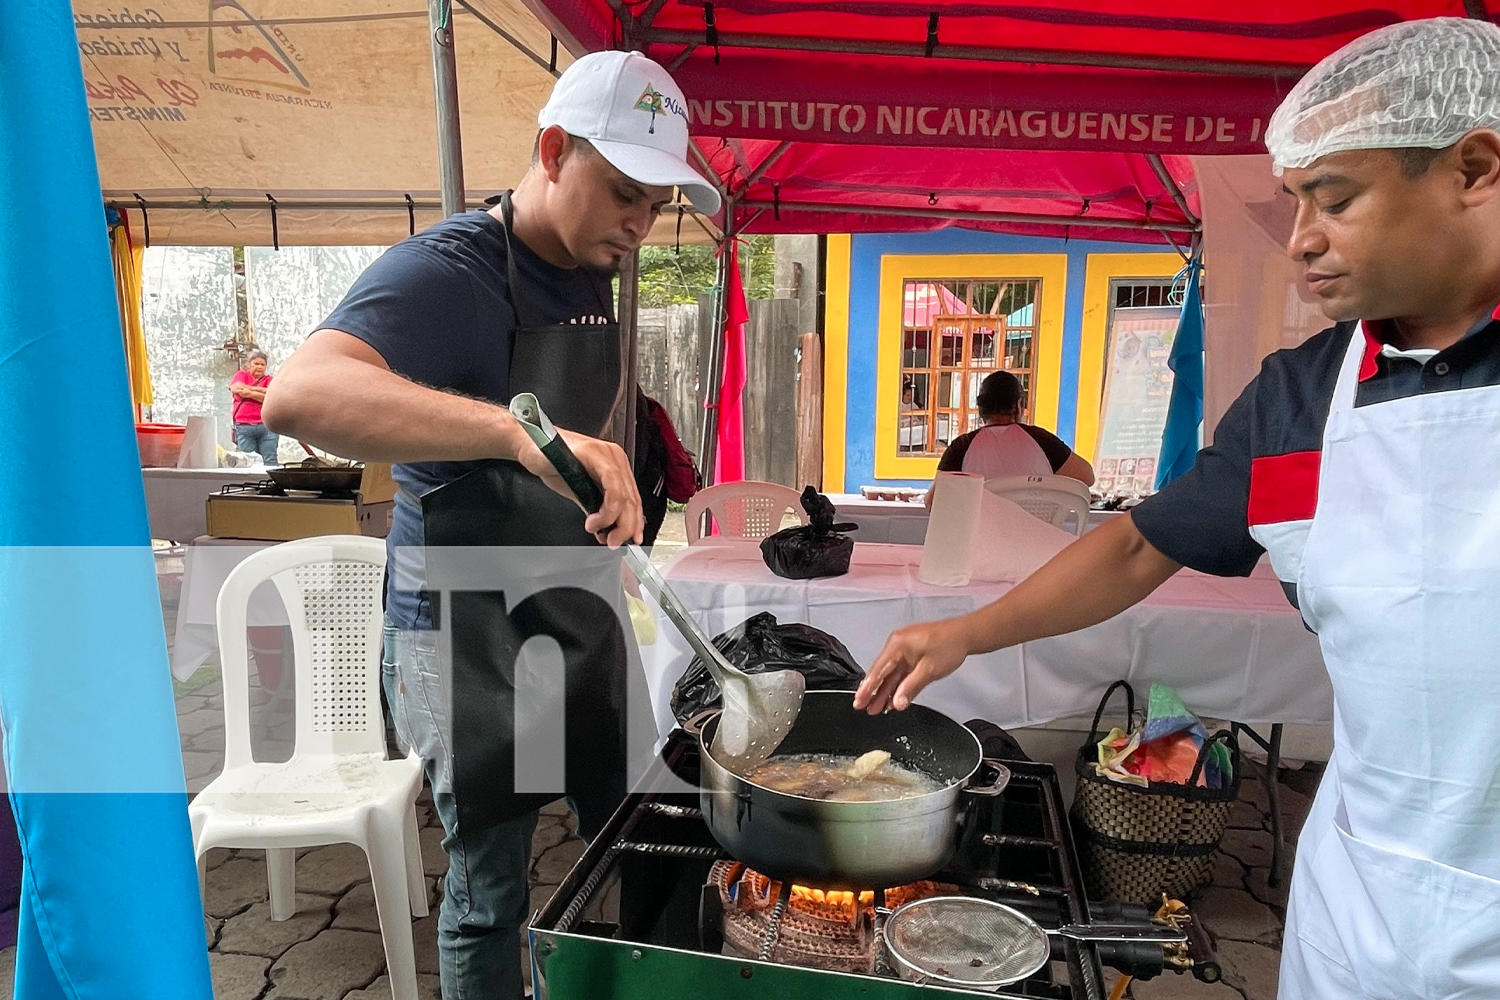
top-left (1094, 683), bottom-right (1233, 789)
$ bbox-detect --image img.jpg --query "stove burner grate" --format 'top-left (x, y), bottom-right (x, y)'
top-left (711, 861), bottom-right (953, 974)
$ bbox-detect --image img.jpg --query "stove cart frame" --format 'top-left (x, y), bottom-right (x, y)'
top-left (530, 736), bottom-right (1133, 1000)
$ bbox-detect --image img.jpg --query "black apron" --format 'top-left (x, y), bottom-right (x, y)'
top-left (421, 194), bottom-right (628, 835)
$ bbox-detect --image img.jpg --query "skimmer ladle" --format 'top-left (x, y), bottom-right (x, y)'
top-left (509, 393), bottom-right (805, 769)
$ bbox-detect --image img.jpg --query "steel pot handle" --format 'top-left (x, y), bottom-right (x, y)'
top-left (963, 758), bottom-right (1012, 798)
top-left (681, 709), bottom-right (719, 740)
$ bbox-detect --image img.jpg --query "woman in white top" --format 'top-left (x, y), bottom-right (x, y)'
top-left (928, 372), bottom-right (1094, 507)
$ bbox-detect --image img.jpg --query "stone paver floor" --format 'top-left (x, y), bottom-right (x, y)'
top-left (0, 515), bottom-right (1314, 999)
top-left (0, 701), bottom-right (1313, 1000)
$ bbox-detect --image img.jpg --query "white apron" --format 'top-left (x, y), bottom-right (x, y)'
top-left (1277, 327), bottom-right (1500, 998)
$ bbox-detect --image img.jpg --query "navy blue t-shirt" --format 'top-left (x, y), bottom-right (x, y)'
top-left (318, 209), bottom-right (614, 628)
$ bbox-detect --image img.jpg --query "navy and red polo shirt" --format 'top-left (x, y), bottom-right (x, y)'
top-left (1131, 305), bottom-right (1500, 608)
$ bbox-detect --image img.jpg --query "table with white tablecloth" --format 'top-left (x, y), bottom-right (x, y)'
top-left (829, 494), bottom-right (1122, 543)
top-left (173, 533), bottom-right (1331, 733)
top-left (826, 494), bottom-right (932, 543)
top-left (144, 467), bottom-right (267, 542)
top-left (171, 537), bottom-right (280, 680)
top-left (637, 540), bottom-right (1330, 742)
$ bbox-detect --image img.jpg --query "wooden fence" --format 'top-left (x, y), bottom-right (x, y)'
top-left (636, 297), bottom-right (812, 490)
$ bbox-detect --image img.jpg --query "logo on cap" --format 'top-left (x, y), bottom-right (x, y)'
top-left (634, 84), bottom-right (667, 133)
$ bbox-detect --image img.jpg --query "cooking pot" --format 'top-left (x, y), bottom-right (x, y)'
top-left (686, 690), bottom-right (1010, 888)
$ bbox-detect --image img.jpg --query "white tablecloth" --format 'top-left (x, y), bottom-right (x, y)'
top-left (144, 467), bottom-right (267, 542)
top-left (829, 494), bottom-right (1122, 544)
top-left (827, 494), bottom-right (932, 544)
top-left (172, 537), bottom-right (280, 680)
top-left (639, 540), bottom-right (1331, 740)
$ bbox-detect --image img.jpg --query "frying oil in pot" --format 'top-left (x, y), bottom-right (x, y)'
top-left (742, 753), bottom-right (943, 801)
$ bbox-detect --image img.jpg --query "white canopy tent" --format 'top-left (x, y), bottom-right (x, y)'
top-left (81, 0), bottom-right (716, 246)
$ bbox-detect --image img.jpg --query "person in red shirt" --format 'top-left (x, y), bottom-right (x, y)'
top-left (230, 349), bottom-right (279, 465)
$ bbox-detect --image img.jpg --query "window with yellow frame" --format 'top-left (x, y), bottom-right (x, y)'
top-left (898, 279), bottom-right (1040, 456)
top-left (875, 253), bottom-right (1067, 481)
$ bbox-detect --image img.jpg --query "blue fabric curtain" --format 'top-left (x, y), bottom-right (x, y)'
top-left (0, 3), bottom-right (213, 996)
top-left (1155, 260), bottom-right (1206, 489)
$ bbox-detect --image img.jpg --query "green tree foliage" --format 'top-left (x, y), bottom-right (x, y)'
top-left (634, 235), bottom-right (776, 308)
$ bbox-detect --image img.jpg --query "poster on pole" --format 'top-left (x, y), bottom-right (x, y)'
top-left (1094, 306), bottom-right (1179, 496)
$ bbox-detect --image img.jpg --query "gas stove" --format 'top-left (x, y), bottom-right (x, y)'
top-left (216, 480), bottom-right (360, 501)
top-left (529, 729), bottom-right (1215, 999)
top-left (205, 480), bottom-right (392, 540)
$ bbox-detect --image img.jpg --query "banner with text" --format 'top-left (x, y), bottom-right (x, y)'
top-left (674, 54), bottom-right (1285, 154)
top-left (1094, 306), bottom-right (1180, 497)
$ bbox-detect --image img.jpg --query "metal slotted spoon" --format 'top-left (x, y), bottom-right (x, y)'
top-left (508, 393), bottom-right (805, 769)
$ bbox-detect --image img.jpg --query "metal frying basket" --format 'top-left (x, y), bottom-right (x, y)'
top-left (882, 896), bottom-right (1052, 989)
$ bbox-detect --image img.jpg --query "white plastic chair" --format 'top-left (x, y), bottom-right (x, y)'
top-left (984, 475), bottom-right (1093, 537)
top-left (189, 535), bottom-right (426, 1000)
top-left (684, 481), bottom-right (807, 544)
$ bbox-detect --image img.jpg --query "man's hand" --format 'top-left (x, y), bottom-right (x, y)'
top-left (515, 429), bottom-right (644, 548)
top-left (853, 617), bottom-right (974, 714)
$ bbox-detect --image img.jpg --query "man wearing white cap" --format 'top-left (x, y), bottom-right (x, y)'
top-left (266, 51), bottom-right (720, 999)
top-left (854, 18), bottom-right (1500, 996)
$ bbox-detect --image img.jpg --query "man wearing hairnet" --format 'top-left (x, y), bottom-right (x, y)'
top-left (854, 18), bottom-right (1500, 995)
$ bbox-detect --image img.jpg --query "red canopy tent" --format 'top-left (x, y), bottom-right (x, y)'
top-left (519, 0), bottom-right (1492, 238)
top-left (691, 141), bottom-right (1200, 242)
top-left (514, 0), bottom-right (1496, 474)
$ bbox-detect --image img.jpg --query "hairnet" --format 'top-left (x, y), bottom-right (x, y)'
top-left (1266, 17), bottom-right (1500, 174)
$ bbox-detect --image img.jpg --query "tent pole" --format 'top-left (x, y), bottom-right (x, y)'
top-left (666, 44), bottom-right (699, 73)
top-left (737, 141), bottom-right (792, 196)
top-left (103, 194), bottom-right (712, 232)
top-left (457, 0), bottom-right (560, 76)
top-left (1147, 154), bottom-right (1200, 227)
top-left (106, 196), bottom-right (450, 212)
top-left (688, 144), bottom-right (731, 205)
top-left (616, 250), bottom-right (641, 462)
top-left (698, 244), bottom-right (726, 485)
top-left (735, 198), bottom-right (1199, 233)
top-left (639, 28), bottom-right (1309, 79)
top-left (429, 0), bottom-right (467, 217)
top-left (638, 0), bottom-right (673, 29)
top-left (698, 211), bottom-right (735, 487)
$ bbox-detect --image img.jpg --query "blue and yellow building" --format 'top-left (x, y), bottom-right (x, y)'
top-left (821, 230), bottom-right (1183, 492)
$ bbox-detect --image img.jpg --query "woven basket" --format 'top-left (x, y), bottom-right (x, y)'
top-left (1070, 681), bottom-right (1240, 904)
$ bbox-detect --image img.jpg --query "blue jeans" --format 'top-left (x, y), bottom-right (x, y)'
top-left (234, 422), bottom-right (279, 465)
top-left (383, 622), bottom-right (604, 1000)
top-left (429, 792), bottom-right (538, 1000)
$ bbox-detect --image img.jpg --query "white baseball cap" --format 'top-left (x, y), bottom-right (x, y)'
top-left (538, 50), bottom-right (721, 215)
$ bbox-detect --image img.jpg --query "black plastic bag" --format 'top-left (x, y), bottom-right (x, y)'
top-left (759, 486), bottom-right (859, 580)
top-left (671, 612), bottom-right (864, 723)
